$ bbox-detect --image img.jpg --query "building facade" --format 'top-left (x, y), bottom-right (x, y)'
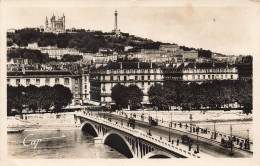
top-left (7, 71), bottom-right (82, 105)
top-left (162, 62), bottom-right (239, 82)
top-left (89, 62), bottom-right (164, 106)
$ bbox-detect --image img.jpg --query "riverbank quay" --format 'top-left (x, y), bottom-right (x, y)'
top-left (112, 110), bottom-right (253, 153)
top-left (7, 112), bottom-right (82, 131)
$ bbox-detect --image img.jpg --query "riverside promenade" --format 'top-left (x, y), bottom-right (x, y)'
top-left (112, 110), bottom-right (253, 153)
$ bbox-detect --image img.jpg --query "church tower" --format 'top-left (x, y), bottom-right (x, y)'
top-left (45, 16), bottom-right (48, 29)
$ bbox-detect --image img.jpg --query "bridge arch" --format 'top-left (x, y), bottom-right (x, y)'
top-left (81, 121), bottom-right (99, 137)
top-left (103, 130), bottom-right (135, 158)
top-left (142, 150), bottom-right (172, 159)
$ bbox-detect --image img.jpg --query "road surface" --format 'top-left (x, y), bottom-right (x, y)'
top-left (99, 112), bottom-right (252, 158)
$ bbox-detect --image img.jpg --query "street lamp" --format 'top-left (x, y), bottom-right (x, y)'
top-left (247, 129), bottom-right (250, 150)
top-left (213, 121), bottom-right (216, 140)
top-left (171, 113), bottom-right (172, 127)
top-left (156, 108), bottom-right (158, 122)
top-left (197, 129), bottom-right (199, 153)
top-left (168, 123), bottom-right (171, 142)
top-left (190, 114), bottom-right (193, 133)
top-left (230, 125), bottom-right (234, 156)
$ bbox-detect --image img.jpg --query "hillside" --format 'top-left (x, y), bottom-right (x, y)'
top-left (7, 28), bottom-right (212, 58)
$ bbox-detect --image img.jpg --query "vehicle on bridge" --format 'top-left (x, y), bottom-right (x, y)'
top-left (181, 135), bottom-right (193, 146)
top-left (127, 117), bottom-right (135, 128)
top-left (148, 116), bottom-right (158, 126)
top-left (220, 138), bottom-right (234, 148)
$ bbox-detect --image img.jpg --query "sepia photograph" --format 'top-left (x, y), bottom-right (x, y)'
top-left (0, 0), bottom-right (259, 165)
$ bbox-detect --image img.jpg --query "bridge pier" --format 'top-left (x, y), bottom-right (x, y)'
top-left (94, 136), bottom-right (104, 144)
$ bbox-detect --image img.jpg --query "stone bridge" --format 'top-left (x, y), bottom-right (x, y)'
top-left (76, 113), bottom-right (203, 159)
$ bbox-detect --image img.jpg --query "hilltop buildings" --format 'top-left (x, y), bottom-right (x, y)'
top-left (45, 14), bottom-right (66, 33)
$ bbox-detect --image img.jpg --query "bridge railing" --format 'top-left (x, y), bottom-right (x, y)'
top-left (77, 113), bottom-right (207, 158)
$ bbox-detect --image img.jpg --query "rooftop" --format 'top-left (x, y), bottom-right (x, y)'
top-left (7, 71), bottom-right (80, 77)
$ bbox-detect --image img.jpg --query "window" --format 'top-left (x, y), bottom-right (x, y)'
top-left (117, 76), bottom-right (120, 81)
top-left (198, 75), bottom-right (200, 79)
top-left (141, 76), bottom-right (144, 80)
top-left (64, 78), bottom-right (70, 85)
top-left (221, 75), bottom-right (223, 79)
top-left (110, 76), bottom-right (113, 81)
top-left (75, 87), bottom-right (78, 94)
top-left (135, 76), bottom-right (138, 80)
top-left (124, 76), bottom-right (127, 81)
top-left (7, 79), bottom-right (10, 85)
top-left (55, 78), bottom-right (59, 84)
top-left (135, 70), bottom-right (137, 73)
top-left (148, 82), bottom-right (150, 85)
top-left (212, 75), bottom-right (214, 79)
top-left (142, 82), bottom-right (144, 87)
top-left (75, 79), bottom-right (78, 84)
top-left (148, 76), bottom-right (150, 80)
top-left (85, 85), bottom-right (87, 89)
top-left (124, 70), bottom-right (126, 74)
top-left (208, 75), bottom-right (211, 79)
top-left (45, 78), bottom-right (50, 84)
top-left (225, 75), bottom-right (228, 79)
top-left (16, 79), bottom-right (20, 85)
top-left (154, 75), bottom-right (157, 80)
top-left (203, 75), bottom-right (205, 79)
top-left (192, 75), bottom-right (195, 80)
top-left (36, 79), bottom-right (40, 85)
top-left (231, 75), bottom-right (233, 79)
top-left (26, 79), bottom-right (30, 85)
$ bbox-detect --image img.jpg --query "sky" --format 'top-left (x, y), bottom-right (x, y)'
top-left (1, 0), bottom-right (260, 56)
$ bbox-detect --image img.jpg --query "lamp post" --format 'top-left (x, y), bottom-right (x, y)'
top-left (190, 114), bottom-right (192, 133)
top-left (156, 108), bottom-right (158, 122)
top-left (171, 113), bottom-right (172, 127)
top-left (168, 123), bottom-right (171, 142)
top-left (230, 125), bottom-right (234, 156)
top-left (247, 129), bottom-right (250, 150)
top-left (214, 121), bottom-right (216, 140)
top-left (197, 129), bottom-right (199, 153)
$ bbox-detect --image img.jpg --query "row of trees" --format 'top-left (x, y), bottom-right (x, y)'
top-left (111, 84), bottom-right (144, 110)
top-left (148, 80), bottom-right (252, 111)
top-left (7, 85), bottom-right (73, 116)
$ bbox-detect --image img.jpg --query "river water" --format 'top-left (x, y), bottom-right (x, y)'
top-left (8, 129), bottom-right (126, 159)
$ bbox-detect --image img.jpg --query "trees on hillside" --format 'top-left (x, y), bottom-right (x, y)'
top-left (7, 49), bottom-right (49, 63)
top-left (61, 54), bottom-right (83, 62)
